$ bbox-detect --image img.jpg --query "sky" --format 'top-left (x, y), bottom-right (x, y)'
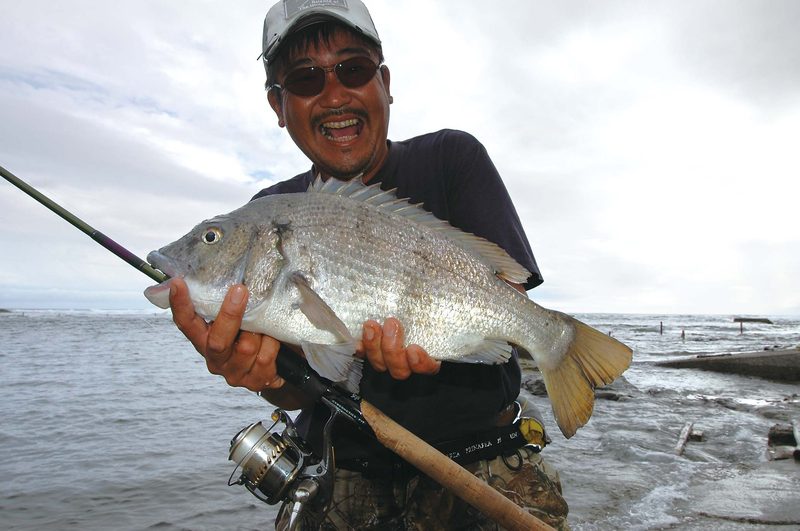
top-left (1, 0), bottom-right (798, 315)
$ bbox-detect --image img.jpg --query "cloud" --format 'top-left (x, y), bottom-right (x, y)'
top-left (2, 0), bottom-right (799, 315)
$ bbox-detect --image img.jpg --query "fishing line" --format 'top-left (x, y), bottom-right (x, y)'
top-left (1, 164), bottom-right (168, 283)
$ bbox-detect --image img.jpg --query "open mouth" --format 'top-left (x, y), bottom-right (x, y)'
top-left (143, 252), bottom-right (181, 309)
top-left (320, 118), bottom-right (363, 142)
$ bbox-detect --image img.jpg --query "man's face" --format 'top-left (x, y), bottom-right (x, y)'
top-left (268, 28), bottom-right (391, 182)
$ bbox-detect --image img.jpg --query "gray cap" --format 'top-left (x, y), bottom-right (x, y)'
top-left (261, 0), bottom-right (381, 66)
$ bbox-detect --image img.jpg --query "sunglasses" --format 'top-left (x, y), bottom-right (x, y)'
top-left (273, 56), bottom-right (381, 97)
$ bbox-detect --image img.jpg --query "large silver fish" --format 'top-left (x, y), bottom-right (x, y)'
top-left (145, 178), bottom-right (632, 437)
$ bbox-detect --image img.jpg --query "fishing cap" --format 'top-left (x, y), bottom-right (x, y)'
top-left (261, 0), bottom-right (381, 67)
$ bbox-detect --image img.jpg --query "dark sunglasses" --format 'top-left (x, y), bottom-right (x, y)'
top-left (272, 56), bottom-right (381, 97)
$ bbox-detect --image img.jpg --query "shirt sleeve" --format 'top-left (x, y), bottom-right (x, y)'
top-left (439, 130), bottom-right (543, 290)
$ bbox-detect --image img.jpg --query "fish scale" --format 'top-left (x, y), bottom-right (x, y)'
top-left (145, 177), bottom-right (633, 437)
top-left (282, 197), bottom-right (515, 356)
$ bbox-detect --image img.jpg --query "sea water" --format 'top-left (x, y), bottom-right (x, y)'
top-left (0, 310), bottom-right (798, 530)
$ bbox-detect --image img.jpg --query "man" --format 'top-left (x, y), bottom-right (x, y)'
top-left (169, 1), bottom-right (569, 528)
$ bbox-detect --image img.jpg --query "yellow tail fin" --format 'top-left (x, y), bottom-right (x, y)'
top-left (541, 319), bottom-right (633, 438)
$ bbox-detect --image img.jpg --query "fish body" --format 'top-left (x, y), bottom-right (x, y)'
top-left (145, 178), bottom-right (632, 437)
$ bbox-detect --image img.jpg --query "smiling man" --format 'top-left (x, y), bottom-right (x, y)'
top-left (168, 0), bottom-right (570, 528)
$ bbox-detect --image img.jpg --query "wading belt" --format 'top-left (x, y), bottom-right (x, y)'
top-left (337, 407), bottom-right (548, 478)
top-left (438, 415), bottom-right (546, 465)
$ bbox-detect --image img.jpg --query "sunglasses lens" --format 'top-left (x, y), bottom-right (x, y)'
top-left (336, 57), bottom-right (379, 88)
top-left (283, 67), bottom-right (325, 97)
top-left (281, 57), bottom-right (379, 97)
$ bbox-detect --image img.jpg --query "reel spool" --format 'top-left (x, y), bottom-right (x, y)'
top-left (228, 417), bottom-right (304, 504)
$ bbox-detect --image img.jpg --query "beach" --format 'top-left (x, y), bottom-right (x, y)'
top-left (0, 310), bottom-right (798, 530)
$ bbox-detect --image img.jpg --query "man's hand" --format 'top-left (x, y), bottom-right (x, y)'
top-left (359, 318), bottom-right (441, 379)
top-left (169, 278), bottom-right (285, 392)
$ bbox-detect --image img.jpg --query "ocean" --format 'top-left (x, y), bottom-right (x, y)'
top-left (1, 310), bottom-right (798, 530)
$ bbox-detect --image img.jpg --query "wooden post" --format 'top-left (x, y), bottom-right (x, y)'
top-left (660, 321), bottom-right (663, 335)
top-left (361, 400), bottom-right (554, 531)
top-left (675, 422), bottom-right (694, 456)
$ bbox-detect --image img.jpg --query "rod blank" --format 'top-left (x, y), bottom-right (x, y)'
top-left (1, 164), bottom-right (168, 283)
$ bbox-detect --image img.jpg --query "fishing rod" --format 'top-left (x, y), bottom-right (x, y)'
top-left (1, 163), bottom-right (552, 531)
top-left (1, 164), bottom-right (168, 284)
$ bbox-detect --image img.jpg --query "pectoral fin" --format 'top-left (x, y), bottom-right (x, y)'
top-left (290, 272), bottom-right (352, 342)
top-left (290, 272), bottom-right (361, 392)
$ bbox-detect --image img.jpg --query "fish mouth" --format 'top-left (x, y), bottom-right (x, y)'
top-left (143, 251), bottom-right (181, 309)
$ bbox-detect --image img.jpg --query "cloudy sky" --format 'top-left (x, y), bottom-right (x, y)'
top-left (1, 0), bottom-right (798, 315)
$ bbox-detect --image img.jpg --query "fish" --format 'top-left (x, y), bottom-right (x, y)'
top-left (145, 177), bottom-right (632, 438)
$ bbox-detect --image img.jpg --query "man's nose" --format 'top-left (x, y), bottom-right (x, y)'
top-left (319, 70), bottom-right (352, 108)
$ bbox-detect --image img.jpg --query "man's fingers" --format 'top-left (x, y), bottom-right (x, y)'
top-left (169, 278), bottom-right (210, 352)
top-left (381, 318), bottom-right (412, 380)
top-left (205, 284), bottom-right (248, 361)
top-left (238, 334), bottom-right (285, 392)
top-left (362, 320), bottom-right (386, 371)
top-left (362, 318), bottom-right (441, 379)
top-left (407, 344), bottom-right (441, 375)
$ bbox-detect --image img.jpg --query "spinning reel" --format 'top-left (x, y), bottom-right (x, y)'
top-left (228, 405), bottom-right (342, 530)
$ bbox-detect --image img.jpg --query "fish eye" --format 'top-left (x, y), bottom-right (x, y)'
top-left (202, 227), bottom-right (223, 245)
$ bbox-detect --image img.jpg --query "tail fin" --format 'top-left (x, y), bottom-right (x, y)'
top-left (540, 319), bottom-right (632, 438)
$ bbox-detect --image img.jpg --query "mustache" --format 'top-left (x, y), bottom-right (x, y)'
top-left (313, 108), bottom-right (368, 127)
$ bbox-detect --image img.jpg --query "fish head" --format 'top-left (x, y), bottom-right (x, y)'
top-left (144, 209), bottom-right (286, 320)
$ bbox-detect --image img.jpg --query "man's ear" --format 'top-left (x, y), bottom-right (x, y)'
top-left (267, 88), bottom-right (286, 128)
top-left (380, 65), bottom-right (392, 104)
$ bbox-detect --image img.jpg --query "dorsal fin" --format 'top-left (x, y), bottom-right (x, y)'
top-left (307, 176), bottom-right (531, 284)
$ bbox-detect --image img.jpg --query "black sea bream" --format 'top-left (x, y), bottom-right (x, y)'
top-left (145, 178), bottom-right (632, 437)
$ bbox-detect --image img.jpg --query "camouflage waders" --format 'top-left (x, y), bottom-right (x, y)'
top-left (290, 447), bottom-right (569, 530)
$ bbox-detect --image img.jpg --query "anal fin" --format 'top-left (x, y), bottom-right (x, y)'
top-left (302, 341), bottom-right (362, 393)
top-left (458, 339), bottom-right (514, 364)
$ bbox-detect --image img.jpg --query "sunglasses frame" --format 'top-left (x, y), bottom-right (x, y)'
top-left (270, 56), bottom-right (383, 97)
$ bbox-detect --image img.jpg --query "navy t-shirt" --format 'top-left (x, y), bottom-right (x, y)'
top-left (253, 129), bottom-right (542, 463)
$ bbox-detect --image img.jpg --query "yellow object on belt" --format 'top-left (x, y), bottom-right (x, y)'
top-left (519, 417), bottom-right (547, 448)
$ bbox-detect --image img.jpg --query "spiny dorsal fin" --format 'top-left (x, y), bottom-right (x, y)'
top-left (307, 176), bottom-right (531, 284)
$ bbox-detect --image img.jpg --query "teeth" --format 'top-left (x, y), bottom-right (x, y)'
top-left (320, 118), bottom-right (360, 141)
top-left (323, 118), bottom-right (359, 129)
